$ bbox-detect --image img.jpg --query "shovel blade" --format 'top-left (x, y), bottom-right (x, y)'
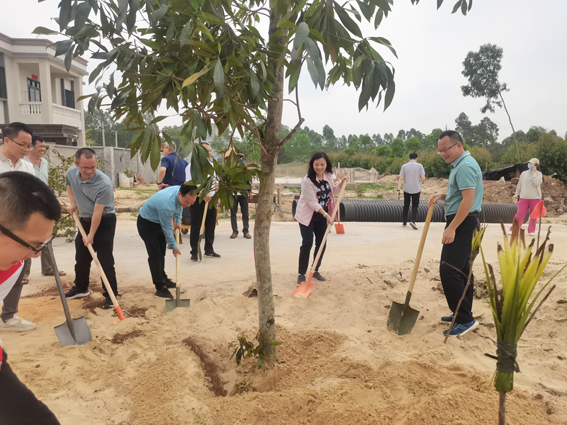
top-left (165, 297), bottom-right (191, 312)
top-left (335, 224), bottom-right (345, 234)
top-left (292, 280), bottom-right (316, 298)
top-left (387, 301), bottom-right (420, 336)
top-left (54, 317), bottom-right (92, 347)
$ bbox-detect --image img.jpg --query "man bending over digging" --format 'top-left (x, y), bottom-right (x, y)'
top-left (428, 130), bottom-right (483, 337)
top-left (0, 172), bottom-right (61, 424)
top-left (137, 184), bottom-right (198, 299)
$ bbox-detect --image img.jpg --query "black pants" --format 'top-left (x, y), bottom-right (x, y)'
top-left (403, 191), bottom-right (420, 224)
top-left (298, 213), bottom-right (327, 275)
top-left (74, 215), bottom-right (118, 299)
top-left (137, 215), bottom-right (170, 289)
top-left (231, 194), bottom-right (250, 234)
top-left (439, 215), bottom-right (479, 324)
top-left (190, 198), bottom-right (217, 255)
top-left (0, 349), bottom-right (60, 425)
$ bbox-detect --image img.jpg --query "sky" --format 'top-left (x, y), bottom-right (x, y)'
top-left (3, 0), bottom-right (566, 141)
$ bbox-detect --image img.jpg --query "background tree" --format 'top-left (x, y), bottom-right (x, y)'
top-left (455, 112), bottom-right (499, 148)
top-left (348, 135), bottom-right (361, 151)
top-left (360, 134), bottom-right (373, 151)
top-left (372, 133), bottom-right (384, 146)
top-left (383, 132), bottom-right (394, 145)
top-left (42, 0), bottom-right (472, 364)
top-left (396, 129), bottom-right (407, 140)
top-left (461, 44), bottom-right (519, 160)
top-left (390, 137), bottom-right (406, 158)
top-left (404, 136), bottom-right (421, 153)
top-left (374, 145), bottom-right (390, 157)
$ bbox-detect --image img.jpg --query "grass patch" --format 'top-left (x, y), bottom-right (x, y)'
top-left (130, 212), bottom-right (139, 217)
top-left (284, 185), bottom-right (301, 193)
top-left (118, 187), bottom-right (158, 199)
top-left (356, 183), bottom-right (396, 197)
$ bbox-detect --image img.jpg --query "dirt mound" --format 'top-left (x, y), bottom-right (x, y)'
top-left (483, 176), bottom-right (567, 215)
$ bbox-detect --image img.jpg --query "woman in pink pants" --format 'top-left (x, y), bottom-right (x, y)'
top-left (512, 158), bottom-right (543, 235)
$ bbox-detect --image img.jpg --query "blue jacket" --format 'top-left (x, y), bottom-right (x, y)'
top-left (139, 186), bottom-right (183, 249)
top-left (161, 153), bottom-right (188, 186)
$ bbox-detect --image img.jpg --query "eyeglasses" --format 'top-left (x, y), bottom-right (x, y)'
top-left (7, 137), bottom-right (33, 151)
top-left (0, 224), bottom-right (55, 255)
top-left (437, 142), bottom-right (458, 155)
top-left (78, 166), bottom-right (97, 172)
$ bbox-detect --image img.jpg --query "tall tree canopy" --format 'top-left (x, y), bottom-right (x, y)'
top-left (38, 0), bottom-right (472, 363)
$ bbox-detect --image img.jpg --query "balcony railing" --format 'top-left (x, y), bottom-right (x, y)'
top-left (20, 102), bottom-right (42, 115)
top-left (53, 104), bottom-right (81, 121)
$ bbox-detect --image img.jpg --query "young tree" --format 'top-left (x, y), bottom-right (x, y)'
top-left (360, 134), bottom-right (373, 151)
top-left (39, 0), bottom-right (472, 364)
top-left (390, 137), bottom-right (406, 158)
top-left (404, 136), bottom-right (421, 153)
top-left (461, 44), bottom-right (519, 160)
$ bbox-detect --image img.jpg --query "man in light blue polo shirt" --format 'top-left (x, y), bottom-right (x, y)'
top-left (137, 184), bottom-right (197, 299)
top-left (429, 130), bottom-right (483, 337)
top-left (66, 148), bottom-right (117, 309)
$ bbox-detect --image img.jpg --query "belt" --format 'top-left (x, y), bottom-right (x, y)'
top-left (445, 211), bottom-right (480, 222)
top-left (82, 213), bottom-right (115, 222)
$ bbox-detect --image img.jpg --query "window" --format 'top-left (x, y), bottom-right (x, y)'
top-left (27, 78), bottom-right (41, 102)
top-left (0, 66), bottom-right (6, 99)
top-left (61, 78), bottom-right (75, 109)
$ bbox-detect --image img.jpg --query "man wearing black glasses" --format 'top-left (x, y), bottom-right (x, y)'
top-left (428, 130), bottom-right (483, 338)
top-left (0, 122), bottom-right (37, 334)
top-left (0, 171), bottom-right (61, 424)
top-left (65, 148), bottom-right (118, 309)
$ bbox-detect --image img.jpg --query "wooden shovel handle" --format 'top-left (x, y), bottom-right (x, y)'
top-left (407, 204), bottom-right (435, 294)
top-left (309, 178), bottom-right (348, 274)
top-left (175, 228), bottom-right (180, 288)
top-left (337, 163), bottom-right (341, 224)
top-left (199, 201), bottom-right (210, 234)
top-left (72, 214), bottom-right (124, 320)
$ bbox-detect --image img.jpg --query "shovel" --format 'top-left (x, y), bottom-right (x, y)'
top-left (293, 177), bottom-right (348, 298)
top-left (387, 203), bottom-right (434, 335)
top-left (335, 163), bottom-right (345, 234)
top-left (198, 201), bottom-right (210, 262)
top-left (166, 229), bottom-right (191, 312)
top-left (45, 241), bottom-right (92, 347)
top-left (73, 214), bottom-right (125, 321)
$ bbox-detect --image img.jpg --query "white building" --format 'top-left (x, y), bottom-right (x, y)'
top-left (0, 32), bottom-right (87, 146)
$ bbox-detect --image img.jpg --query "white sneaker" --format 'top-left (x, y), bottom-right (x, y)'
top-left (0, 315), bottom-right (37, 332)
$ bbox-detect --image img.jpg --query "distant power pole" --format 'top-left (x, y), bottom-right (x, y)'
top-left (115, 131), bottom-right (118, 148)
top-left (101, 119), bottom-right (106, 147)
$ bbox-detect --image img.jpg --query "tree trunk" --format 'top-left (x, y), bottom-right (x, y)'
top-left (499, 392), bottom-right (506, 425)
top-left (254, 8), bottom-right (287, 364)
top-left (499, 91), bottom-right (519, 162)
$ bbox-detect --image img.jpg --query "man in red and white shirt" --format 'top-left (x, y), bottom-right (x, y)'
top-left (0, 171), bottom-right (61, 424)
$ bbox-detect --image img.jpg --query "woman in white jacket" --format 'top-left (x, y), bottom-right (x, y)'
top-left (293, 151), bottom-right (348, 285)
top-left (511, 158), bottom-right (543, 235)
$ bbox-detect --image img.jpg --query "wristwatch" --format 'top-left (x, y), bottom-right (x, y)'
top-left (157, 181), bottom-right (163, 185)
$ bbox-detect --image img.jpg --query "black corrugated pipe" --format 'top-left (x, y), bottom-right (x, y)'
top-left (292, 200), bottom-right (520, 223)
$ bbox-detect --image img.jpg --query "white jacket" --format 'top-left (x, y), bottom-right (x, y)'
top-left (515, 169), bottom-right (542, 200)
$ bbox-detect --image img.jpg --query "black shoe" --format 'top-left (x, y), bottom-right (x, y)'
top-left (313, 271), bottom-right (326, 282)
top-left (65, 287), bottom-right (91, 299)
top-left (155, 287), bottom-right (174, 299)
top-left (243, 233), bottom-right (252, 239)
top-left (102, 297), bottom-right (113, 309)
top-left (410, 222), bottom-right (418, 230)
top-left (191, 253), bottom-right (198, 262)
top-left (230, 232), bottom-right (238, 239)
top-left (297, 274), bottom-right (306, 286)
top-left (165, 279), bottom-right (176, 289)
top-left (205, 252), bottom-right (221, 258)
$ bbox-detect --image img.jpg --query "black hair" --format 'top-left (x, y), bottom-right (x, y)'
top-left (32, 135), bottom-right (45, 147)
top-left (307, 151), bottom-right (333, 185)
top-left (2, 122), bottom-right (33, 140)
top-left (75, 147), bottom-right (96, 162)
top-left (200, 142), bottom-right (210, 147)
top-left (0, 172), bottom-right (61, 231)
top-left (409, 152), bottom-right (418, 160)
top-left (438, 130), bottom-right (463, 144)
top-left (180, 184), bottom-right (197, 197)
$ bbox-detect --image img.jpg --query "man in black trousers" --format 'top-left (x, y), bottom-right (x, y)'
top-left (429, 130), bottom-right (483, 337)
top-left (185, 142), bottom-right (220, 261)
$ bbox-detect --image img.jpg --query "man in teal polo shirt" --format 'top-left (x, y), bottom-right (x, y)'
top-left (429, 130), bottom-right (483, 337)
top-left (137, 184), bottom-right (197, 299)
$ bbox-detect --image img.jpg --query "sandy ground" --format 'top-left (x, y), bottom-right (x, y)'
top-left (4, 215), bottom-right (567, 425)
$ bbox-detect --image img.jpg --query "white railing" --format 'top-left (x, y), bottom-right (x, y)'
top-left (53, 104), bottom-right (81, 121)
top-left (20, 102), bottom-right (42, 115)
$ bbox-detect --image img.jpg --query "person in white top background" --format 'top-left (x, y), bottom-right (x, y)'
top-left (511, 158), bottom-right (543, 235)
top-left (23, 135), bottom-right (67, 281)
top-left (0, 123), bottom-right (38, 335)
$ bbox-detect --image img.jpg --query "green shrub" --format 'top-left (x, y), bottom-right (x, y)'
top-left (418, 150), bottom-right (450, 178)
top-left (387, 157), bottom-right (406, 175)
top-left (374, 145), bottom-right (391, 157)
top-left (499, 142), bottom-right (538, 166)
top-left (537, 134), bottom-right (567, 182)
top-left (370, 156), bottom-right (388, 173)
top-left (469, 146), bottom-right (493, 172)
